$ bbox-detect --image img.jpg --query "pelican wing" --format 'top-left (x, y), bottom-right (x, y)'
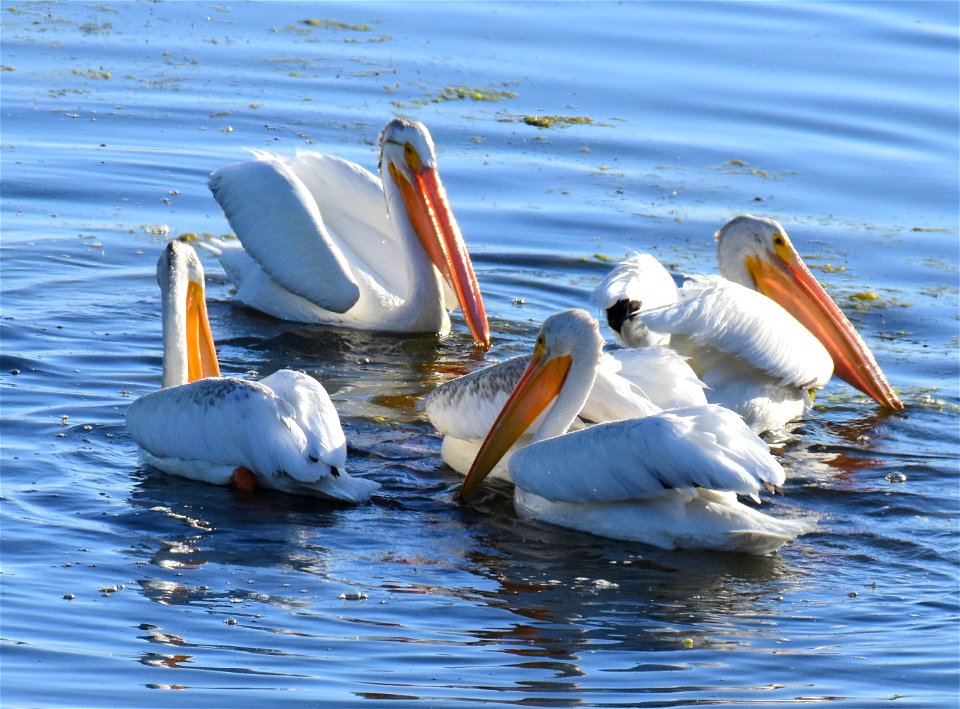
top-left (258, 369), bottom-right (347, 470)
top-left (129, 378), bottom-right (316, 477)
top-left (608, 348), bottom-right (708, 409)
top-left (128, 377), bottom-right (379, 501)
top-left (638, 275), bottom-right (833, 389)
top-left (589, 253), bottom-right (678, 312)
top-left (510, 404), bottom-right (785, 503)
top-left (425, 356), bottom-right (528, 441)
top-left (208, 155), bottom-right (361, 313)
top-left (286, 152), bottom-right (413, 295)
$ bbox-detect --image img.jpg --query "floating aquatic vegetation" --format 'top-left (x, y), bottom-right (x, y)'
top-left (71, 68), bottom-right (111, 79)
top-left (722, 159), bottom-right (796, 179)
top-left (808, 261), bottom-right (847, 273)
top-left (433, 85), bottom-right (517, 103)
top-left (302, 18), bottom-right (372, 31)
top-left (521, 114), bottom-right (597, 129)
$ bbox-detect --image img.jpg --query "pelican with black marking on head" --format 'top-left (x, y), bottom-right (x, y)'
top-left (591, 215), bottom-right (902, 432)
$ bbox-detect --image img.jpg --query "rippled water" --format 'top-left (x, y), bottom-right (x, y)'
top-left (2, 2), bottom-right (958, 707)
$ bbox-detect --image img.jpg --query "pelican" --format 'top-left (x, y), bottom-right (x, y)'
top-left (205, 117), bottom-right (490, 347)
top-left (455, 309), bottom-right (812, 554)
top-left (426, 345), bottom-right (707, 480)
top-left (591, 215), bottom-right (903, 432)
top-left (126, 240), bottom-right (380, 503)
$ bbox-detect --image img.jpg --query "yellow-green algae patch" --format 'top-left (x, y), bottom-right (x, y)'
top-left (522, 115), bottom-right (597, 129)
top-left (434, 85), bottom-right (517, 103)
top-left (71, 68), bottom-right (111, 79)
top-left (808, 261), bottom-right (847, 273)
top-left (722, 159), bottom-right (796, 180)
top-left (301, 18), bottom-right (372, 31)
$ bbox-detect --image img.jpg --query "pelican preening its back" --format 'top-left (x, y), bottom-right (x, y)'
top-left (206, 118), bottom-right (490, 347)
top-left (449, 310), bottom-right (811, 555)
top-left (126, 241), bottom-right (379, 503)
top-left (592, 215), bottom-right (903, 432)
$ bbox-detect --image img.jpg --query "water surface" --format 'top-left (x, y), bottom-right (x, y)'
top-left (2, 2), bottom-right (958, 707)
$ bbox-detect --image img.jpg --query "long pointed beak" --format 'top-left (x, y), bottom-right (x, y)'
top-left (391, 163), bottom-right (490, 348)
top-left (747, 251), bottom-right (903, 411)
top-left (185, 279), bottom-right (221, 383)
top-left (458, 349), bottom-right (572, 500)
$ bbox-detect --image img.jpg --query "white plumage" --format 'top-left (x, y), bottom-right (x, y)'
top-left (126, 240), bottom-right (379, 502)
top-left (206, 118), bottom-right (489, 346)
top-left (451, 309), bottom-right (812, 554)
top-left (426, 346), bottom-right (706, 479)
top-left (591, 215), bottom-right (902, 432)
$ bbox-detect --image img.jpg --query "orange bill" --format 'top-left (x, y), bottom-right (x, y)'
top-left (746, 251), bottom-right (903, 411)
top-left (459, 349), bottom-right (572, 500)
top-left (390, 162), bottom-right (490, 348)
top-left (185, 279), bottom-right (221, 383)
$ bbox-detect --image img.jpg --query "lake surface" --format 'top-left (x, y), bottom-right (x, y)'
top-left (1, 1), bottom-right (958, 706)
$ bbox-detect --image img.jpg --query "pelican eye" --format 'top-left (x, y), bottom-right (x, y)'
top-left (403, 141), bottom-right (423, 172)
top-left (771, 232), bottom-right (793, 261)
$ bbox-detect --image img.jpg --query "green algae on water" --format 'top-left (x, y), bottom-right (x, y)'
top-left (522, 114), bottom-right (596, 129)
top-left (301, 18), bottom-right (372, 31)
top-left (433, 85), bottom-right (517, 103)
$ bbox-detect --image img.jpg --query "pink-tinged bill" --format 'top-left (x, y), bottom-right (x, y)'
top-left (391, 163), bottom-right (490, 348)
top-left (746, 253), bottom-right (903, 411)
top-left (459, 350), bottom-right (572, 501)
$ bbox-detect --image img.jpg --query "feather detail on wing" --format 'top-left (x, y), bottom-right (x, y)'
top-left (425, 356), bottom-right (529, 441)
top-left (509, 404), bottom-right (785, 504)
top-left (605, 348), bottom-right (708, 409)
top-left (208, 155), bottom-right (360, 313)
top-left (258, 370), bottom-right (347, 471)
top-left (638, 275), bottom-right (833, 389)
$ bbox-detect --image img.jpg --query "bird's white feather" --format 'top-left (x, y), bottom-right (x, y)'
top-left (603, 348), bottom-right (708, 410)
top-left (258, 369), bottom-right (347, 471)
top-left (590, 253), bottom-right (678, 347)
top-left (515, 487), bottom-right (814, 554)
top-left (426, 356), bottom-right (530, 442)
top-left (127, 376), bottom-right (379, 501)
top-left (208, 156), bottom-right (361, 313)
top-left (509, 404), bottom-right (785, 504)
top-left (639, 275), bottom-right (833, 389)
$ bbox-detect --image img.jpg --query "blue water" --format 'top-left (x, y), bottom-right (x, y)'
top-left (1, 2), bottom-right (958, 707)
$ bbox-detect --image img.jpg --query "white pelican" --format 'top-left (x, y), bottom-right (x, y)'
top-left (205, 117), bottom-right (490, 347)
top-left (426, 345), bottom-right (707, 480)
top-left (591, 215), bottom-right (903, 432)
top-left (454, 310), bottom-right (811, 554)
top-left (126, 240), bottom-right (380, 503)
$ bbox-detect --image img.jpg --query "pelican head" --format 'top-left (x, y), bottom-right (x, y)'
top-left (459, 309), bottom-right (602, 500)
top-left (716, 214), bottom-right (902, 410)
top-left (590, 253), bottom-right (679, 347)
top-left (378, 118), bottom-right (490, 348)
top-left (158, 240), bottom-right (221, 389)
